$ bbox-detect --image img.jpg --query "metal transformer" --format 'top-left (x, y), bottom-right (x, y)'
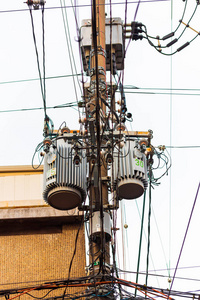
top-left (80, 17), bottom-right (124, 72)
top-left (113, 140), bottom-right (148, 199)
top-left (43, 138), bottom-right (87, 210)
top-left (90, 211), bottom-right (111, 243)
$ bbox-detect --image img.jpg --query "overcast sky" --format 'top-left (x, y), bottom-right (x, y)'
top-left (1, 0), bottom-right (200, 297)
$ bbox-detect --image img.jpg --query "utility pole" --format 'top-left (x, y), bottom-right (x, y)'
top-left (42, 0), bottom-right (153, 298)
top-left (89, 1), bottom-right (111, 296)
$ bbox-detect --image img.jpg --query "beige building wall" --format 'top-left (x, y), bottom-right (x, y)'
top-left (0, 166), bottom-right (44, 208)
top-left (0, 166), bottom-right (86, 299)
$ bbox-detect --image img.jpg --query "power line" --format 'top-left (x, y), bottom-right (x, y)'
top-left (169, 182), bottom-right (200, 297)
top-left (28, 4), bottom-right (47, 119)
top-left (0, 1), bottom-right (170, 14)
top-left (143, 2), bottom-right (199, 56)
top-left (0, 74), bottom-right (82, 85)
top-left (2, 75), bottom-right (200, 95)
top-left (123, 85), bottom-right (200, 92)
top-left (60, 0), bottom-right (81, 119)
top-left (165, 145), bottom-right (200, 149)
top-left (118, 90), bottom-right (200, 96)
top-left (118, 268), bottom-right (200, 283)
top-left (0, 103), bottom-right (78, 114)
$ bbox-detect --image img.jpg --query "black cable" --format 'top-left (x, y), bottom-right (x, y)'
top-left (143, 3), bottom-right (199, 56)
top-left (25, 287), bottom-right (60, 299)
top-left (41, 4), bottom-right (46, 118)
top-left (176, 3), bottom-right (198, 41)
top-left (0, 103), bottom-right (77, 114)
top-left (28, 5), bottom-right (47, 118)
top-left (62, 216), bottom-right (84, 300)
top-left (144, 0), bottom-right (188, 41)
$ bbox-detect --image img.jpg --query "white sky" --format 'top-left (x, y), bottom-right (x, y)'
top-left (1, 0), bottom-right (200, 298)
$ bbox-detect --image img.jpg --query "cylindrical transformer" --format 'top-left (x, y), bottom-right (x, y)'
top-left (43, 138), bottom-right (87, 210)
top-left (113, 139), bottom-right (148, 199)
top-left (90, 211), bottom-right (111, 243)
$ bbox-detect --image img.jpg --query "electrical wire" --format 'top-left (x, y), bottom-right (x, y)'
top-left (0, 103), bottom-right (77, 114)
top-left (41, 4), bottom-right (46, 117)
top-left (118, 90), bottom-right (200, 96)
top-left (168, 182), bottom-right (200, 298)
top-left (145, 168), bottom-right (152, 287)
top-left (28, 5), bottom-right (46, 119)
top-left (61, 0), bottom-right (83, 97)
top-left (135, 191), bottom-right (146, 296)
top-left (165, 145), bottom-right (200, 148)
top-left (0, 74), bottom-right (82, 86)
top-left (142, 2), bottom-right (200, 56)
top-left (152, 207), bottom-right (170, 278)
top-left (60, 0), bottom-right (81, 119)
top-left (123, 85), bottom-right (200, 91)
top-left (117, 267), bottom-right (200, 283)
top-left (0, 0), bottom-right (171, 14)
top-left (62, 216), bottom-right (84, 299)
top-left (2, 277), bottom-right (200, 300)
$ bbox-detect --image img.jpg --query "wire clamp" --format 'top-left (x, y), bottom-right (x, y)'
top-left (91, 46), bottom-right (106, 58)
top-left (25, 0), bottom-right (45, 9)
top-left (90, 66), bottom-right (106, 77)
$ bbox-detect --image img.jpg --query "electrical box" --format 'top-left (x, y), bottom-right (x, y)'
top-left (43, 137), bottom-right (87, 210)
top-left (90, 211), bottom-right (111, 242)
top-left (113, 140), bottom-right (148, 200)
top-left (80, 17), bottom-right (124, 72)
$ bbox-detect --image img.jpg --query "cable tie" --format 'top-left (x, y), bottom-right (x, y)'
top-left (156, 35), bottom-right (162, 52)
top-left (177, 42), bottom-right (190, 52)
top-left (166, 38), bottom-right (178, 47)
top-left (162, 32), bottom-right (174, 41)
top-left (181, 21), bottom-right (199, 34)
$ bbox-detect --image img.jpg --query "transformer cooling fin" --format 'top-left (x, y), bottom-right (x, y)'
top-left (43, 139), bottom-right (87, 210)
top-left (113, 140), bottom-right (148, 200)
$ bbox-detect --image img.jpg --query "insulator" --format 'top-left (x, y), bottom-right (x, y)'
top-left (61, 126), bottom-right (70, 134)
top-left (118, 141), bottom-right (125, 148)
top-left (100, 149), bottom-right (105, 157)
top-left (139, 139), bottom-right (148, 152)
top-left (113, 140), bottom-right (148, 199)
top-left (90, 153), bottom-right (96, 165)
top-left (79, 116), bottom-right (86, 124)
top-left (73, 154), bottom-right (81, 165)
top-left (43, 137), bottom-right (52, 153)
top-left (105, 152), bottom-right (113, 164)
top-left (80, 128), bottom-right (87, 136)
top-left (115, 124), bottom-right (126, 131)
top-left (43, 138), bottom-right (87, 210)
top-left (117, 99), bottom-right (123, 105)
top-left (90, 211), bottom-right (111, 243)
top-left (99, 121), bottom-right (103, 130)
